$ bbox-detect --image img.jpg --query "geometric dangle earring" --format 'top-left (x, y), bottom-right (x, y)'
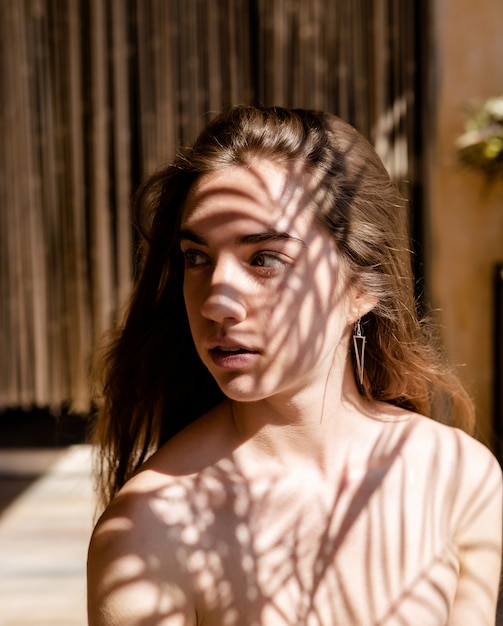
top-left (353, 318), bottom-right (366, 386)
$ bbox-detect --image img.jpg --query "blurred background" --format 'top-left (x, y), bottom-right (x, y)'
top-left (0, 1), bottom-right (502, 624)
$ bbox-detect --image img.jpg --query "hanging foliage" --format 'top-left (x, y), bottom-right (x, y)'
top-left (456, 96), bottom-right (503, 180)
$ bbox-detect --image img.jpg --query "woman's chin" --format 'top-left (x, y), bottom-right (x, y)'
top-left (213, 373), bottom-right (276, 404)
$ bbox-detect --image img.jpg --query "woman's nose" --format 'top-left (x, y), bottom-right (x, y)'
top-left (200, 258), bottom-right (247, 323)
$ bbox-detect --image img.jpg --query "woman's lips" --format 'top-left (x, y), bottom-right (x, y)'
top-left (208, 346), bottom-right (259, 369)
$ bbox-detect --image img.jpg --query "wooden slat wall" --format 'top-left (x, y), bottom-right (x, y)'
top-left (0, 0), bottom-right (421, 414)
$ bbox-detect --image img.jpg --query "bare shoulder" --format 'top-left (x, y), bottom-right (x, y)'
top-left (375, 402), bottom-right (499, 469)
top-left (401, 416), bottom-right (503, 626)
top-left (87, 467), bottom-right (200, 625)
top-left (86, 399), bottom-right (239, 622)
top-left (87, 408), bottom-right (234, 625)
top-left (403, 410), bottom-right (501, 484)
top-left (375, 404), bottom-right (502, 528)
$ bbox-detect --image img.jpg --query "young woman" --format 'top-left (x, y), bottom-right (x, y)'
top-left (87, 106), bottom-right (502, 625)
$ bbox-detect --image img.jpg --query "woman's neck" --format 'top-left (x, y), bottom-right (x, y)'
top-left (227, 361), bottom-right (372, 472)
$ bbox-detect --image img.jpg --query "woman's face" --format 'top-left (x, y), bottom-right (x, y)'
top-left (180, 160), bottom-right (360, 403)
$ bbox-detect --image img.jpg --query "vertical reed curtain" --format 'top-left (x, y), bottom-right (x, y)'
top-left (0, 0), bottom-right (422, 414)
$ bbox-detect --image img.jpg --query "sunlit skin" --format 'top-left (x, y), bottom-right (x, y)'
top-left (87, 161), bottom-right (502, 626)
top-left (180, 161), bottom-right (364, 423)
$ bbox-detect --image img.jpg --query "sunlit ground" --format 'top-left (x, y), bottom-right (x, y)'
top-left (0, 446), bottom-right (93, 626)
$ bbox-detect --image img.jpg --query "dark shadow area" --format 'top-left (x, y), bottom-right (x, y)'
top-left (0, 408), bottom-right (90, 515)
top-left (0, 407), bottom-right (89, 448)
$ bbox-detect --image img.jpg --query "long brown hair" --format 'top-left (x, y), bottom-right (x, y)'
top-left (91, 106), bottom-right (474, 509)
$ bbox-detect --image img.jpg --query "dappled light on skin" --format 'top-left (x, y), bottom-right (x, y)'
top-left (180, 160), bottom-right (360, 411)
top-left (89, 417), bottom-right (501, 625)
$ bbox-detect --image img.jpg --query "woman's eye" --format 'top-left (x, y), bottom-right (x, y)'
top-left (252, 252), bottom-right (285, 268)
top-left (183, 250), bottom-right (208, 267)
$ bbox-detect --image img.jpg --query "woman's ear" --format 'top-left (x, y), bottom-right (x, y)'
top-left (348, 288), bottom-right (378, 326)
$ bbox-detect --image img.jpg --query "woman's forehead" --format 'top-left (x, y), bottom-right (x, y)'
top-left (181, 160), bottom-right (316, 233)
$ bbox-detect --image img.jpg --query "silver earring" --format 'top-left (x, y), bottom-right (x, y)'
top-left (353, 319), bottom-right (366, 386)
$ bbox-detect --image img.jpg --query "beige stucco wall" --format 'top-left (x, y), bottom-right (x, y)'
top-left (426, 0), bottom-right (503, 444)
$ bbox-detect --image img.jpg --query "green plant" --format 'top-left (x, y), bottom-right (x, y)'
top-left (456, 96), bottom-right (503, 179)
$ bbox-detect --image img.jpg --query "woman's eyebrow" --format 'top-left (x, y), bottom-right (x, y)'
top-left (237, 230), bottom-right (307, 247)
top-left (179, 228), bottom-right (207, 245)
top-left (178, 227), bottom-right (307, 248)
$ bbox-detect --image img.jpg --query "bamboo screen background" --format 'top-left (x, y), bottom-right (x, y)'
top-left (0, 0), bottom-right (424, 414)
